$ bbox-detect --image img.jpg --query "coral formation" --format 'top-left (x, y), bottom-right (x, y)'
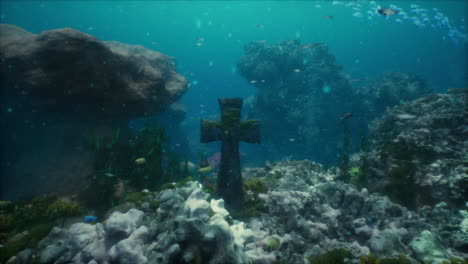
top-left (237, 39), bottom-right (355, 163)
top-left (237, 40), bottom-right (434, 165)
top-left (363, 89), bottom-right (467, 210)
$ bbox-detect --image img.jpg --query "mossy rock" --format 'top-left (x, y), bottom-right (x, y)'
top-left (265, 237), bottom-right (281, 252)
top-left (307, 248), bottom-right (353, 264)
top-left (158, 176), bottom-right (195, 192)
top-left (121, 192), bottom-right (152, 204)
top-left (0, 201), bottom-right (14, 213)
top-left (244, 178), bottom-right (268, 194)
top-left (0, 214), bottom-right (14, 232)
top-left (0, 223), bottom-right (53, 263)
top-left (45, 198), bottom-right (81, 219)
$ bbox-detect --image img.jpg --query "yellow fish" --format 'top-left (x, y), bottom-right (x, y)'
top-left (197, 166), bottom-right (214, 174)
top-left (135, 157), bottom-right (146, 165)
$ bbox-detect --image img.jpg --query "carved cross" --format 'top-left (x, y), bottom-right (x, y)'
top-left (201, 98), bottom-right (260, 211)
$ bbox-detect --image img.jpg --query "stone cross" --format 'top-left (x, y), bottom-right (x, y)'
top-left (201, 98), bottom-right (260, 212)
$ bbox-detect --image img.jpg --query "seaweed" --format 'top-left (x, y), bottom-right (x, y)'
top-left (337, 118), bottom-right (351, 182)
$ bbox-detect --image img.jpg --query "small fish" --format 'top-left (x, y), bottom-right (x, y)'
top-left (341, 112), bottom-right (353, 120)
top-left (256, 24), bottom-right (264, 28)
top-left (84, 216), bottom-right (97, 223)
top-left (196, 37), bottom-right (205, 42)
top-left (324, 15), bottom-right (334, 19)
top-left (378, 7), bottom-right (399, 16)
top-left (250, 80), bottom-right (258, 84)
top-left (135, 157), bottom-right (146, 165)
top-left (142, 189), bottom-right (150, 193)
top-left (395, 114), bottom-right (416, 119)
top-left (104, 172), bottom-right (115, 177)
top-left (195, 42), bottom-right (204, 46)
top-left (288, 138), bottom-right (296, 142)
top-left (293, 69), bottom-right (301, 72)
top-left (198, 166), bottom-right (214, 174)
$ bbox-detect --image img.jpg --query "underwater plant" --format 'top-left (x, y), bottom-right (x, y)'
top-left (337, 117), bottom-right (351, 183)
top-left (81, 119), bottom-right (191, 213)
top-left (0, 223), bottom-right (53, 263)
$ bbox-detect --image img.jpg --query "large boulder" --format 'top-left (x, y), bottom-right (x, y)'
top-left (364, 88), bottom-right (467, 210)
top-left (0, 24), bottom-right (188, 119)
top-left (0, 24), bottom-right (188, 199)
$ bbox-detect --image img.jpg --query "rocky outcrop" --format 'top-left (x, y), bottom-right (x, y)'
top-left (9, 165), bottom-right (467, 264)
top-left (243, 160), bottom-right (467, 263)
top-left (237, 39), bottom-right (357, 163)
top-left (24, 182), bottom-right (250, 264)
top-left (0, 24), bottom-right (188, 199)
top-left (0, 24), bottom-right (188, 119)
top-left (358, 71), bottom-right (433, 118)
top-left (237, 40), bottom-right (435, 165)
top-left (364, 88), bottom-right (467, 209)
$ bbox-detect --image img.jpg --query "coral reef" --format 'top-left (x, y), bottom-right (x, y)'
top-left (6, 166), bottom-right (467, 263)
top-left (237, 40), bottom-right (434, 165)
top-left (358, 72), bottom-right (433, 116)
top-left (363, 88), bottom-right (467, 210)
top-left (242, 160), bottom-right (466, 264)
top-left (237, 39), bottom-right (355, 163)
top-left (12, 182), bottom-right (251, 264)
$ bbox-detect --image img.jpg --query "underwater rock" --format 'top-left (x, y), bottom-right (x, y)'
top-left (0, 24), bottom-right (188, 119)
top-left (359, 71), bottom-right (433, 115)
top-left (0, 23), bottom-right (189, 200)
top-left (244, 159), bottom-right (466, 263)
top-left (13, 167), bottom-right (466, 264)
top-left (237, 40), bottom-right (356, 163)
top-left (409, 230), bottom-right (452, 264)
top-left (365, 88), bottom-right (468, 210)
top-left (27, 182), bottom-right (251, 264)
top-left (6, 249), bottom-right (33, 264)
top-left (105, 209), bottom-right (144, 243)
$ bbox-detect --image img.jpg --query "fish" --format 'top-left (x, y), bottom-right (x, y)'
top-left (135, 157), bottom-right (146, 165)
top-left (256, 24), bottom-right (264, 28)
top-left (198, 166), bottom-right (214, 174)
top-left (196, 37), bottom-right (205, 42)
top-left (378, 7), bottom-right (399, 17)
top-left (195, 42), bottom-right (203, 46)
top-left (84, 216), bottom-right (97, 223)
top-left (324, 15), bottom-right (334, 19)
top-left (293, 69), bottom-right (301, 72)
top-left (395, 114), bottom-right (416, 120)
top-left (250, 80), bottom-right (258, 84)
top-left (353, 12), bottom-right (363, 18)
top-left (104, 172), bottom-right (115, 177)
top-left (340, 112), bottom-right (353, 120)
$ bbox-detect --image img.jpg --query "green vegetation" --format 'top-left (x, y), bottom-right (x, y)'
top-left (306, 250), bottom-right (423, 264)
top-left (0, 223), bottom-right (53, 263)
top-left (306, 249), bottom-right (468, 264)
top-left (81, 119), bottom-right (191, 213)
top-left (265, 237), bottom-right (281, 252)
top-left (337, 118), bottom-right (351, 183)
top-left (237, 178), bottom-right (268, 219)
top-left (307, 248), bottom-right (353, 264)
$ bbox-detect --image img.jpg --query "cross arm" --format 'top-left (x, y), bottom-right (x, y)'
top-left (240, 119), bottom-right (261, 143)
top-left (200, 119), bottom-right (221, 143)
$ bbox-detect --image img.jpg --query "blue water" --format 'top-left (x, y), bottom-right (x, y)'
top-left (1, 0), bottom-right (467, 160)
